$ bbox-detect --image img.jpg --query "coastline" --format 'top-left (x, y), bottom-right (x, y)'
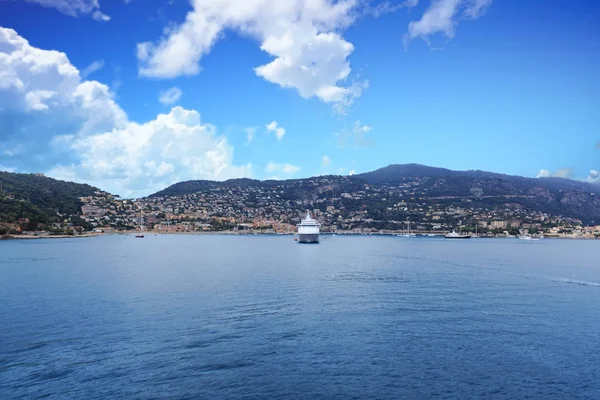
top-left (2, 231), bottom-right (598, 240)
top-left (1, 233), bottom-right (101, 240)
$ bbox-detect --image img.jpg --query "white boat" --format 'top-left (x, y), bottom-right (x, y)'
top-left (297, 211), bottom-right (320, 243)
top-left (399, 220), bottom-right (416, 237)
top-left (445, 230), bottom-right (471, 239)
top-left (518, 229), bottom-right (539, 241)
top-left (518, 235), bottom-right (539, 241)
top-left (136, 213), bottom-right (145, 238)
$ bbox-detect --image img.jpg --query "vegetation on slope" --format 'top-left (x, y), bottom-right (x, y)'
top-left (0, 171), bottom-right (100, 228)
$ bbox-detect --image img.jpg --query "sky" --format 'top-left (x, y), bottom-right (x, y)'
top-left (0, 0), bottom-right (598, 197)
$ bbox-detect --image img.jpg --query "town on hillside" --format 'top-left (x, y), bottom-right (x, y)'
top-left (3, 175), bottom-right (597, 239)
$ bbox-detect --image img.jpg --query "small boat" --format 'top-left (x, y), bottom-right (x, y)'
top-left (445, 231), bottom-right (472, 239)
top-left (518, 229), bottom-right (540, 241)
top-left (399, 220), bottom-right (416, 237)
top-left (136, 212), bottom-right (145, 238)
top-left (518, 235), bottom-right (539, 241)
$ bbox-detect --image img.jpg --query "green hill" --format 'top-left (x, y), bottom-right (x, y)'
top-left (0, 171), bottom-right (101, 229)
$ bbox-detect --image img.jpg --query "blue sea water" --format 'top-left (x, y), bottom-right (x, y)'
top-left (1, 235), bottom-right (599, 399)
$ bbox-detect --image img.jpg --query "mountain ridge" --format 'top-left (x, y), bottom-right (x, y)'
top-left (150, 164), bottom-right (600, 198)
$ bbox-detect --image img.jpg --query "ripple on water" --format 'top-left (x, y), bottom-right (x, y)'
top-left (326, 271), bottom-right (407, 283)
top-left (544, 277), bottom-right (600, 288)
top-left (2, 236), bottom-right (600, 399)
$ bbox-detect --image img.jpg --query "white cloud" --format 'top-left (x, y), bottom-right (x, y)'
top-left (536, 168), bottom-right (573, 179)
top-left (0, 27), bottom-right (127, 137)
top-left (349, 169), bottom-right (356, 175)
top-left (0, 27), bottom-right (250, 197)
top-left (158, 87), bottom-right (183, 105)
top-left (24, 0), bottom-right (110, 20)
top-left (335, 120), bottom-right (374, 148)
top-left (588, 170), bottom-right (600, 184)
top-left (92, 10), bottom-right (111, 22)
top-left (403, 0), bottom-right (492, 48)
top-left (265, 161), bottom-right (301, 175)
top-left (81, 60), bottom-right (105, 78)
top-left (366, 0), bottom-right (420, 18)
top-left (402, 0), bottom-right (420, 8)
top-left (49, 107), bottom-right (252, 197)
top-left (266, 121), bottom-right (286, 140)
top-left (136, 0), bottom-right (367, 113)
top-left (463, 0), bottom-right (493, 18)
top-left (536, 169), bottom-right (552, 178)
top-left (321, 155), bottom-right (331, 166)
top-left (244, 127), bottom-right (257, 146)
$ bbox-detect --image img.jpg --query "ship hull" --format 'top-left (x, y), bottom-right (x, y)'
top-left (298, 233), bottom-right (319, 243)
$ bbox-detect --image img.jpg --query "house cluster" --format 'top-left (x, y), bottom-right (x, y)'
top-left (74, 177), bottom-right (600, 238)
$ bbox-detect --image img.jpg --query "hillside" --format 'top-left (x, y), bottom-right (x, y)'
top-left (148, 164), bottom-right (600, 225)
top-left (358, 164), bottom-right (600, 193)
top-left (0, 171), bottom-right (101, 228)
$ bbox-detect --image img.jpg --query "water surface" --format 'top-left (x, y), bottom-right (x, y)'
top-left (1, 235), bottom-right (599, 399)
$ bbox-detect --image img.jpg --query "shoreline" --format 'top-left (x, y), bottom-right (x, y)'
top-left (1, 233), bottom-right (101, 240)
top-left (2, 231), bottom-right (598, 240)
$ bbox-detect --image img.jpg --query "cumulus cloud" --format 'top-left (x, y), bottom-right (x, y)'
top-left (321, 155), bottom-right (331, 166)
top-left (588, 170), bottom-right (600, 184)
top-left (266, 121), bottom-right (286, 140)
top-left (536, 168), bottom-right (573, 179)
top-left (23, 0), bottom-right (110, 20)
top-left (403, 0), bottom-right (492, 48)
top-left (536, 169), bottom-right (552, 178)
top-left (81, 60), bottom-right (105, 78)
top-left (49, 107), bottom-right (252, 197)
top-left (0, 26), bottom-right (126, 166)
top-left (349, 169), bottom-right (356, 175)
top-left (335, 120), bottom-right (374, 148)
top-left (136, 0), bottom-right (367, 113)
top-left (265, 161), bottom-right (301, 175)
top-left (0, 27), bottom-right (250, 197)
top-left (158, 87), bottom-right (183, 105)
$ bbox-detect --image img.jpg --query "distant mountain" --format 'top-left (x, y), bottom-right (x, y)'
top-left (149, 164), bottom-right (600, 224)
top-left (356, 164), bottom-right (600, 224)
top-left (358, 163), bottom-right (600, 193)
top-left (0, 171), bottom-right (100, 227)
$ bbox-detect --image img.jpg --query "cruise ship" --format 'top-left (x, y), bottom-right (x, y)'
top-left (297, 211), bottom-right (320, 243)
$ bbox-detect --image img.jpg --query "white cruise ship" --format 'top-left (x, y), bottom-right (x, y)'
top-left (297, 211), bottom-right (320, 243)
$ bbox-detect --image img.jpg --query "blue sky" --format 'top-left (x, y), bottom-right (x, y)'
top-left (0, 0), bottom-right (598, 196)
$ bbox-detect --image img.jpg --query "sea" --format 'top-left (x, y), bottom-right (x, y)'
top-left (1, 235), bottom-right (599, 399)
